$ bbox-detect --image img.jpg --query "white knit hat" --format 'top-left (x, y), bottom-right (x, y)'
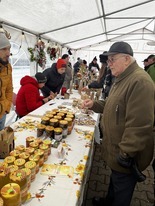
top-left (0, 32), bottom-right (11, 49)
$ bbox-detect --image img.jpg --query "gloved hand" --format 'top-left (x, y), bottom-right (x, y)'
top-left (117, 153), bottom-right (133, 168)
top-left (117, 152), bottom-right (146, 182)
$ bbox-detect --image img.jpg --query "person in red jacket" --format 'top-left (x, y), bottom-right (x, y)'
top-left (16, 72), bottom-right (53, 117)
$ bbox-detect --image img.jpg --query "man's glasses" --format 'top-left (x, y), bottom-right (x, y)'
top-left (107, 55), bottom-right (126, 64)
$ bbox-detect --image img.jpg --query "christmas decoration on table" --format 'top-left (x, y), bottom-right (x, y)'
top-left (46, 44), bottom-right (60, 60)
top-left (28, 39), bottom-right (46, 69)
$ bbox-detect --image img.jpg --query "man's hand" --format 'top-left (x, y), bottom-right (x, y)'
top-left (117, 152), bottom-right (146, 182)
top-left (117, 153), bottom-right (133, 168)
top-left (81, 99), bottom-right (94, 109)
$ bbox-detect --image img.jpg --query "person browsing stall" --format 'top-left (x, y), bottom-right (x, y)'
top-left (16, 72), bottom-right (53, 118)
top-left (0, 32), bottom-right (13, 130)
top-left (61, 54), bottom-right (72, 90)
top-left (41, 59), bottom-right (66, 97)
top-left (82, 42), bottom-right (155, 206)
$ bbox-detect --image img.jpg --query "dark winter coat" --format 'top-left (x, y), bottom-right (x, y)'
top-left (91, 61), bottom-right (155, 173)
top-left (41, 63), bottom-right (65, 97)
top-left (16, 76), bottom-right (44, 117)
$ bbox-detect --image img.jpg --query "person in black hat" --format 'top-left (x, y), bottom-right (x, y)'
top-left (147, 54), bottom-right (155, 66)
top-left (82, 52), bottom-right (108, 96)
top-left (82, 41), bottom-right (155, 206)
top-left (16, 72), bottom-right (54, 117)
top-left (142, 58), bottom-right (149, 71)
top-left (88, 56), bottom-right (100, 75)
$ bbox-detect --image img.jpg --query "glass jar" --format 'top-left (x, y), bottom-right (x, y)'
top-left (4, 156), bottom-right (16, 166)
top-left (24, 147), bottom-right (35, 155)
top-left (45, 113), bottom-right (53, 119)
top-left (57, 112), bottom-right (65, 119)
top-left (39, 144), bottom-right (49, 162)
top-left (43, 139), bottom-right (52, 155)
top-left (10, 150), bottom-right (20, 159)
top-left (59, 120), bottom-right (68, 138)
top-left (34, 149), bottom-right (44, 167)
top-left (49, 118), bottom-right (59, 127)
top-left (29, 154), bottom-right (40, 174)
top-left (54, 115), bottom-right (62, 121)
top-left (26, 136), bottom-right (35, 147)
top-left (9, 169), bottom-right (28, 204)
top-left (14, 158), bottom-right (26, 169)
top-left (45, 125), bottom-right (54, 139)
top-left (36, 123), bottom-right (46, 137)
top-left (29, 141), bottom-right (39, 150)
top-left (64, 118), bottom-right (72, 135)
top-left (15, 145), bottom-right (25, 153)
top-left (54, 127), bottom-right (63, 141)
top-left (25, 161), bottom-right (36, 182)
top-left (19, 152), bottom-right (30, 162)
top-left (41, 116), bottom-right (50, 125)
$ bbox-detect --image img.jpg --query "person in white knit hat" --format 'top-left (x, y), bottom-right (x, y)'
top-left (0, 32), bottom-right (13, 130)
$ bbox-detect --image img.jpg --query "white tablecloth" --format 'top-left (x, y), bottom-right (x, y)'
top-left (1, 91), bottom-right (99, 206)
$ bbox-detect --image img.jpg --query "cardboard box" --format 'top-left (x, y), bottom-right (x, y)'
top-left (0, 127), bottom-right (15, 159)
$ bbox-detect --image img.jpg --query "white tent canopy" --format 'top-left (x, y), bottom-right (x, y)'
top-left (0, 0), bottom-right (155, 66)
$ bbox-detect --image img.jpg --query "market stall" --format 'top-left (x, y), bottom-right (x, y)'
top-left (0, 90), bottom-right (99, 206)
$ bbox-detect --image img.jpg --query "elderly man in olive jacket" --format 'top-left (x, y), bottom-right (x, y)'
top-left (82, 42), bottom-right (155, 206)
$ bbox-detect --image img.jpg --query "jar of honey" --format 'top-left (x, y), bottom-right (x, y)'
top-left (41, 116), bottom-right (50, 125)
top-left (64, 118), bottom-right (72, 135)
top-left (19, 152), bottom-right (30, 162)
top-left (59, 120), bottom-right (68, 138)
top-left (36, 123), bottom-right (46, 137)
top-left (49, 118), bottom-right (59, 127)
top-left (39, 144), bottom-right (49, 162)
top-left (45, 125), bottom-right (54, 139)
top-left (34, 149), bottom-right (44, 167)
top-left (54, 127), bottom-right (63, 141)
top-left (9, 169), bottom-right (28, 204)
top-left (29, 154), bottom-right (40, 173)
top-left (14, 158), bottom-right (26, 169)
top-left (26, 136), bottom-right (35, 147)
top-left (54, 115), bottom-right (62, 121)
top-left (4, 156), bottom-right (16, 166)
top-left (29, 141), bottom-right (39, 150)
top-left (25, 161), bottom-right (36, 182)
top-left (43, 139), bottom-right (52, 155)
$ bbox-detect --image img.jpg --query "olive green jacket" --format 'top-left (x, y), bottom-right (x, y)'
top-left (0, 63), bottom-right (13, 119)
top-left (92, 61), bottom-right (155, 173)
